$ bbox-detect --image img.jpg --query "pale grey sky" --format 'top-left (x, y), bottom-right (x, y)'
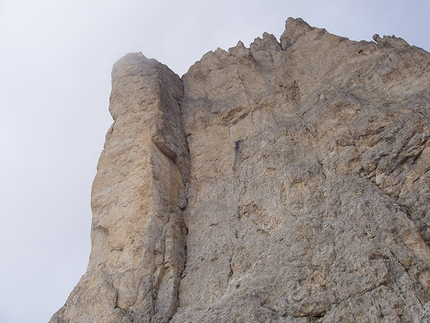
top-left (1, 1), bottom-right (429, 322)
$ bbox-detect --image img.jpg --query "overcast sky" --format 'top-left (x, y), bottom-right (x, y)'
top-left (1, 1), bottom-right (429, 322)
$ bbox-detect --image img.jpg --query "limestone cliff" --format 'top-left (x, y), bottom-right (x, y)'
top-left (51, 18), bottom-right (430, 322)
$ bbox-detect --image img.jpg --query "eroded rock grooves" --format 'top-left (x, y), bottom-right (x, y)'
top-left (51, 18), bottom-right (430, 322)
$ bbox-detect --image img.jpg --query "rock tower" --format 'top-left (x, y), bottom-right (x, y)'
top-left (51, 18), bottom-right (430, 322)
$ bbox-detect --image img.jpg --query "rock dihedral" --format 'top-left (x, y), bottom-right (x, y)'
top-left (51, 18), bottom-right (430, 322)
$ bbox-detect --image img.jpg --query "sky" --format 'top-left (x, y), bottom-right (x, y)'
top-left (0, 1), bottom-right (429, 322)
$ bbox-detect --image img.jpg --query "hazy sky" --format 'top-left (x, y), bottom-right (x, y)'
top-left (1, 1), bottom-right (429, 322)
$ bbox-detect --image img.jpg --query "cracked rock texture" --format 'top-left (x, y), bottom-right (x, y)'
top-left (51, 18), bottom-right (430, 322)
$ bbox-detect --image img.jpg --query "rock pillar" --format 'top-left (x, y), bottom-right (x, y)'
top-left (50, 53), bottom-right (189, 323)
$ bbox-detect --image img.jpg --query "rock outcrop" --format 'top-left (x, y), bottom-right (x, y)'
top-left (50, 55), bottom-right (189, 322)
top-left (51, 18), bottom-right (430, 322)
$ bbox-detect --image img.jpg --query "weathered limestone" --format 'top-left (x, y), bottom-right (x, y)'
top-left (168, 18), bottom-right (430, 322)
top-left (50, 53), bottom-right (189, 323)
top-left (52, 18), bottom-right (430, 322)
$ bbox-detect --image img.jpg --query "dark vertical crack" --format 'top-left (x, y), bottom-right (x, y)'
top-left (158, 82), bottom-right (190, 322)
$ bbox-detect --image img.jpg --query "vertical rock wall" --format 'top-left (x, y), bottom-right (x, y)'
top-left (50, 53), bottom-right (189, 323)
top-left (173, 18), bottom-right (430, 322)
top-left (51, 18), bottom-right (430, 322)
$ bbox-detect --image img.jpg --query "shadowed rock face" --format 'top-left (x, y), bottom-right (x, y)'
top-left (51, 18), bottom-right (430, 322)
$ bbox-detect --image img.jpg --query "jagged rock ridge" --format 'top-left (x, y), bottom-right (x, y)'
top-left (51, 18), bottom-right (430, 322)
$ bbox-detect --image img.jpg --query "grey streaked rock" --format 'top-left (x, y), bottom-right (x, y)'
top-left (51, 18), bottom-right (430, 322)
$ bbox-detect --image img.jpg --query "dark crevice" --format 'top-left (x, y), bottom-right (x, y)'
top-left (164, 87), bottom-right (191, 323)
top-left (233, 139), bottom-right (243, 171)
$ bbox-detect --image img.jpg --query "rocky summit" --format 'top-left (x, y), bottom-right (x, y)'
top-left (50, 18), bottom-right (430, 322)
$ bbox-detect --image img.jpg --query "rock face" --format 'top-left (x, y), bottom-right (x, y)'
top-left (51, 18), bottom-right (430, 322)
top-left (50, 55), bottom-right (189, 322)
